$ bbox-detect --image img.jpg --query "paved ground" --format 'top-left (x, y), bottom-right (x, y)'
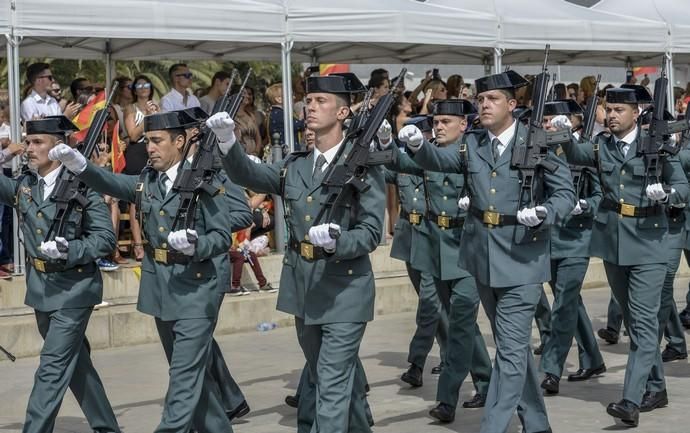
top-left (1, 284), bottom-right (689, 433)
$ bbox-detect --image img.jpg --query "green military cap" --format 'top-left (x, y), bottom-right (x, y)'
top-left (330, 72), bottom-right (367, 94)
top-left (404, 115), bottom-right (433, 133)
top-left (475, 70), bottom-right (529, 94)
top-left (144, 112), bottom-right (185, 132)
top-left (543, 99), bottom-right (583, 116)
top-left (26, 115), bottom-right (79, 136)
top-left (432, 99), bottom-right (476, 117)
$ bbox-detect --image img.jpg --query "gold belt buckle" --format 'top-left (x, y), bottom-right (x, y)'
top-left (620, 203), bottom-right (636, 217)
top-left (409, 212), bottom-right (421, 225)
top-left (300, 242), bottom-right (314, 260)
top-left (437, 215), bottom-right (451, 228)
top-left (483, 210), bottom-right (500, 225)
top-left (34, 258), bottom-right (46, 273)
top-left (154, 248), bottom-right (168, 264)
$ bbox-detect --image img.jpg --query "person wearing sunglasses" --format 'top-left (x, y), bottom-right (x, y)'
top-left (20, 62), bottom-right (63, 122)
top-left (160, 63), bottom-right (200, 112)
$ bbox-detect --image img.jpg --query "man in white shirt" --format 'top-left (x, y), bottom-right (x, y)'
top-left (20, 63), bottom-right (62, 122)
top-left (160, 64), bottom-right (200, 112)
top-left (200, 71), bottom-right (232, 114)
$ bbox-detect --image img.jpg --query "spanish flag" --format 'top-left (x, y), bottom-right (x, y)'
top-left (111, 120), bottom-right (126, 173)
top-left (320, 64), bottom-right (349, 75)
top-left (72, 90), bottom-right (107, 142)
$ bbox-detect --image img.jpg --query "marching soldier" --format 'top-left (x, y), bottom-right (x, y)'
top-left (207, 74), bottom-right (383, 433)
top-left (557, 86), bottom-right (689, 427)
top-left (538, 100), bottom-right (606, 395)
top-left (50, 111), bottom-right (244, 432)
top-left (382, 99), bottom-right (492, 423)
top-left (385, 115), bottom-right (449, 387)
top-left (399, 71), bottom-right (575, 433)
top-left (0, 116), bottom-right (121, 433)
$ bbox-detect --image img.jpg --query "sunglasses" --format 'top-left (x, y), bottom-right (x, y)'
top-left (38, 74), bottom-right (54, 81)
top-left (134, 82), bottom-right (152, 89)
top-left (175, 72), bottom-right (193, 79)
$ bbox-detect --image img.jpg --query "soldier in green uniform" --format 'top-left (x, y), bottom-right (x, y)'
top-left (207, 74), bottom-right (383, 433)
top-left (400, 71), bottom-right (576, 433)
top-left (385, 115), bottom-right (449, 387)
top-left (0, 116), bottom-right (121, 433)
top-left (49, 111), bottom-right (243, 433)
top-left (558, 86), bottom-right (689, 427)
top-left (381, 99), bottom-right (492, 423)
top-left (537, 100), bottom-right (606, 396)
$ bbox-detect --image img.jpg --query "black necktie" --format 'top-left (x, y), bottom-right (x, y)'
top-left (492, 138), bottom-right (502, 162)
top-left (313, 154), bottom-right (327, 184)
top-left (159, 173), bottom-right (169, 197)
top-left (37, 179), bottom-right (46, 203)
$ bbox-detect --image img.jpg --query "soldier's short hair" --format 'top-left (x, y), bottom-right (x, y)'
top-left (498, 88), bottom-right (517, 101)
top-left (168, 128), bottom-right (187, 143)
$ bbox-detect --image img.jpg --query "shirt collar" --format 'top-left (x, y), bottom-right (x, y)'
top-left (162, 160), bottom-right (181, 184)
top-left (613, 127), bottom-right (638, 145)
top-left (31, 89), bottom-right (56, 105)
top-left (313, 136), bottom-right (345, 170)
top-left (487, 120), bottom-right (517, 146)
top-left (38, 163), bottom-right (63, 187)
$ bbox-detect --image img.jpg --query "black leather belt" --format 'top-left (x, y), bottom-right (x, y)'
top-left (469, 206), bottom-right (518, 226)
top-left (144, 245), bottom-right (192, 265)
top-left (288, 238), bottom-right (329, 261)
top-left (28, 257), bottom-right (68, 273)
top-left (399, 209), bottom-right (423, 225)
top-left (426, 212), bottom-right (465, 229)
top-left (600, 198), bottom-right (662, 218)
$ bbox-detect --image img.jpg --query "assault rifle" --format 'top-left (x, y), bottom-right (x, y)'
top-left (45, 83), bottom-right (119, 247)
top-left (637, 60), bottom-right (690, 188)
top-left (170, 69), bottom-right (251, 237)
top-left (570, 74), bottom-right (601, 210)
top-left (511, 45), bottom-right (569, 216)
top-left (313, 69), bottom-right (407, 233)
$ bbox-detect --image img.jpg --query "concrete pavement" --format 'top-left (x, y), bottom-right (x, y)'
top-left (1, 283), bottom-right (689, 433)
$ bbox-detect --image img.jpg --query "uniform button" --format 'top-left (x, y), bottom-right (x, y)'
top-left (335, 260), bottom-right (340, 263)
top-left (77, 268), bottom-right (83, 273)
top-left (491, 172), bottom-right (497, 177)
top-left (444, 181), bottom-right (449, 186)
top-left (443, 196), bottom-right (447, 200)
top-left (36, 212), bottom-right (43, 218)
top-left (307, 196), bottom-right (313, 203)
top-left (488, 224), bottom-right (494, 229)
top-left (159, 210), bottom-right (165, 216)
top-left (619, 184), bottom-right (624, 189)
top-left (532, 237), bottom-right (538, 241)
top-left (441, 211), bottom-right (446, 216)
top-left (304, 234), bottom-right (310, 241)
top-left (654, 223), bottom-right (659, 228)
top-left (413, 197), bottom-right (417, 201)
top-left (159, 226), bottom-right (165, 232)
top-left (490, 188), bottom-right (496, 194)
top-left (488, 205), bottom-right (494, 210)
top-left (619, 198), bottom-right (625, 204)
top-left (36, 228), bottom-right (42, 234)
top-left (621, 170), bottom-right (626, 175)
top-left (348, 269), bottom-right (353, 275)
top-left (161, 242), bottom-right (167, 249)
top-left (441, 227), bottom-right (446, 231)
top-left (426, 176), bottom-right (430, 180)
top-left (286, 206), bottom-right (290, 212)
top-left (196, 272), bottom-right (202, 278)
top-left (284, 258), bottom-right (288, 264)
top-left (415, 188), bottom-right (419, 192)
top-left (579, 224), bottom-right (583, 228)
top-left (305, 215), bottom-right (311, 222)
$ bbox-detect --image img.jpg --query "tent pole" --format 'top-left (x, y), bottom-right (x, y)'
top-left (281, 38), bottom-right (295, 153)
top-left (665, 50), bottom-right (675, 116)
top-left (493, 47), bottom-right (503, 74)
top-left (105, 39), bottom-right (113, 91)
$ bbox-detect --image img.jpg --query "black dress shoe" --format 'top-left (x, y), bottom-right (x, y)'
top-left (534, 342), bottom-right (545, 355)
top-left (431, 363), bottom-right (443, 375)
top-left (429, 402), bottom-right (455, 423)
top-left (285, 394), bottom-right (299, 408)
top-left (597, 327), bottom-right (619, 344)
top-left (567, 364), bottom-right (606, 382)
top-left (680, 309), bottom-right (690, 329)
top-left (661, 346), bottom-right (688, 362)
top-left (227, 400), bottom-right (250, 421)
top-left (606, 399), bottom-right (639, 427)
top-left (640, 389), bottom-right (668, 412)
top-left (462, 393), bottom-right (486, 408)
top-left (401, 364), bottom-right (423, 387)
top-left (540, 373), bottom-right (560, 395)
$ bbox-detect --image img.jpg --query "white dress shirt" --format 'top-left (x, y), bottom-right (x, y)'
top-left (487, 120), bottom-right (517, 158)
top-left (160, 161), bottom-right (181, 195)
top-left (160, 89), bottom-right (200, 112)
top-left (37, 164), bottom-right (63, 200)
top-left (612, 127), bottom-right (638, 157)
top-left (312, 137), bottom-right (345, 174)
top-left (20, 90), bottom-right (62, 122)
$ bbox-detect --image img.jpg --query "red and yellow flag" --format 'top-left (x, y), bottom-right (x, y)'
top-left (72, 90), bottom-right (107, 142)
top-left (320, 64), bottom-right (349, 75)
top-left (111, 120), bottom-right (126, 173)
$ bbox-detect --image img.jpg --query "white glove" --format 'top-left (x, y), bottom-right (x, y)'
top-left (550, 115), bottom-right (572, 131)
top-left (134, 110), bottom-right (145, 126)
top-left (458, 196), bottom-right (470, 211)
top-left (398, 125), bottom-right (424, 151)
top-left (377, 119), bottom-right (393, 147)
top-left (570, 199), bottom-right (587, 216)
top-left (39, 237), bottom-right (68, 260)
top-left (517, 206), bottom-right (547, 227)
top-left (206, 112), bottom-right (236, 155)
top-left (167, 229), bottom-right (197, 256)
top-left (308, 223), bottom-right (339, 252)
top-left (48, 143), bottom-right (87, 174)
top-left (645, 183), bottom-right (668, 202)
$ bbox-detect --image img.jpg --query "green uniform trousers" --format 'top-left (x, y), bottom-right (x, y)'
top-left (23, 308), bottom-right (120, 433)
top-left (154, 317), bottom-right (232, 433)
top-left (206, 339), bottom-right (246, 414)
top-left (477, 283), bottom-right (550, 433)
top-left (406, 263), bottom-right (449, 369)
top-left (434, 276), bottom-right (491, 408)
top-left (604, 261), bottom-right (666, 405)
top-left (295, 318), bottom-right (370, 433)
top-left (534, 289), bottom-right (552, 347)
top-left (658, 249), bottom-right (688, 355)
top-left (574, 296), bottom-right (606, 370)
top-left (541, 258), bottom-right (604, 378)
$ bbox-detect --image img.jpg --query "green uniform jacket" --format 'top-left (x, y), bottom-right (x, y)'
top-left (412, 124), bottom-right (576, 288)
top-left (221, 140), bottom-right (385, 325)
top-left (78, 161), bottom-right (235, 320)
top-left (562, 130), bottom-right (689, 265)
top-left (676, 148), bottom-right (690, 250)
top-left (387, 143), bottom-right (470, 281)
top-left (550, 163), bottom-right (602, 259)
top-left (0, 170), bottom-right (115, 311)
